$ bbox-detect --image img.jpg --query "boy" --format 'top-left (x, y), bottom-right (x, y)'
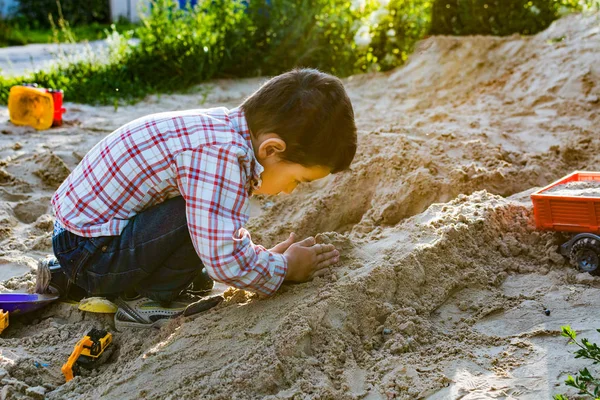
top-left (40, 68), bottom-right (357, 329)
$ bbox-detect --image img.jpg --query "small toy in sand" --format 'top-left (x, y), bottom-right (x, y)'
top-left (62, 328), bottom-right (113, 382)
top-left (0, 293), bottom-right (59, 314)
top-left (0, 309), bottom-right (8, 334)
top-left (531, 171), bottom-right (600, 274)
top-left (78, 297), bottom-right (118, 314)
top-left (8, 84), bottom-right (66, 130)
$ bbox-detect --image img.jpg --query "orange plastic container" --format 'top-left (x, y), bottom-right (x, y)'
top-left (8, 85), bottom-right (54, 130)
top-left (531, 171), bottom-right (600, 233)
top-left (8, 85), bottom-right (66, 130)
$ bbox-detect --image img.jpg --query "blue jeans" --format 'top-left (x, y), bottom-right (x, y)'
top-left (52, 196), bottom-right (204, 305)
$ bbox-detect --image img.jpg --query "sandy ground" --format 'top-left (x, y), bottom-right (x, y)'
top-left (0, 12), bottom-right (600, 400)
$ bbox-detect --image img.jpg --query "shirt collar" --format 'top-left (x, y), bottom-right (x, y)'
top-left (229, 106), bottom-right (264, 193)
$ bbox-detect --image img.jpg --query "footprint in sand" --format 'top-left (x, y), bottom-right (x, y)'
top-left (12, 197), bottom-right (51, 224)
top-left (0, 188), bottom-right (31, 202)
top-left (33, 152), bottom-right (71, 189)
top-left (0, 257), bottom-right (31, 281)
top-left (0, 168), bottom-right (15, 185)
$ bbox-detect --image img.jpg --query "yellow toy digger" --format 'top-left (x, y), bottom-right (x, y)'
top-left (0, 309), bottom-right (8, 334)
top-left (62, 329), bottom-right (113, 382)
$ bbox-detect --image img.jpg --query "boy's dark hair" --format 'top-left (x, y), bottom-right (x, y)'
top-left (241, 68), bottom-right (357, 173)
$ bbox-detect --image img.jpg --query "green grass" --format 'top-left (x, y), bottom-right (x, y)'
top-left (0, 20), bottom-right (138, 47)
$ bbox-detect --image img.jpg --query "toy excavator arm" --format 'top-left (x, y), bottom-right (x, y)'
top-left (62, 336), bottom-right (92, 382)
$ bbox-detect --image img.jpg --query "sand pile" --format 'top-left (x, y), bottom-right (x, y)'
top-left (1, 12), bottom-right (600, 400)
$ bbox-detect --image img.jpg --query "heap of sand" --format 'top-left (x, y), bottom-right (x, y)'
top-left (0, 12), bottom-right (599, 400)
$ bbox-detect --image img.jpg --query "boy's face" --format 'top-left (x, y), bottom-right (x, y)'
top-left (253, 134), bottom-right (330, 195)
top-left (255, 162), bottom-right (330, 195)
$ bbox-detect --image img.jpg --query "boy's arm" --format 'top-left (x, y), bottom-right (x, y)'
top-left (175, 145), bottom-right (287, 295)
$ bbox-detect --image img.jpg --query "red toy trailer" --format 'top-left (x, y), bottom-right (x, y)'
top-left (531, 171), bottom-right (600, 274)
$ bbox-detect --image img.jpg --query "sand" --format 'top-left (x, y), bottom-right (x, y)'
top-left (544, 180), bottom-right (600, 197)
top-left (1, 12), bottom-right (600, 400)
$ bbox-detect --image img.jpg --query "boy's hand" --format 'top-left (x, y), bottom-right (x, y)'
top-left (269, 232), bottom-right (298, 254)
top-left (282, 235), bottom-right (339, 283)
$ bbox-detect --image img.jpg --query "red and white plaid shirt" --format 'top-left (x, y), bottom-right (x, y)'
top-left (52, 107), bottom-right (287, 295)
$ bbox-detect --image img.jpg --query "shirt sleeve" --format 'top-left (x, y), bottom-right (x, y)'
top-left (174, 144), bottom-right (287, 296)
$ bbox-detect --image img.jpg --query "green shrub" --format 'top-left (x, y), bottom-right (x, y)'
top-left (129, 0), bottom-right (243, 91)
top-left (364, 0), bottom-right (432, 71)
top-left (136, 0), bottom-right (432, 81)
top-left (221, 0), bottom-right (370, 77)
top-left (225, 0), bottom-right (431, 76)
top-left (430, 0), bottom-right (588, 36)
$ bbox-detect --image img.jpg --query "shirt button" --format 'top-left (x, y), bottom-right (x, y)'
top-left (101, 246), bottom-right (108, 252)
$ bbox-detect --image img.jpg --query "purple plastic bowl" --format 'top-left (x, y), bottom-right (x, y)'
top-left (0, 293), bottom-right (59, 314)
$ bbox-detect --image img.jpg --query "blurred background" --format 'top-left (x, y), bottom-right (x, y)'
top-left (0, 0), bottom-right (597, 105)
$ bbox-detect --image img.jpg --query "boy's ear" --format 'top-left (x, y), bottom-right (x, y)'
top-left (258, 134), bottom-right (286, 159)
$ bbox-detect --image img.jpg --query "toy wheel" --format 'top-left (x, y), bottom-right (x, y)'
top-left (570, 238), bottom-right (600, 275)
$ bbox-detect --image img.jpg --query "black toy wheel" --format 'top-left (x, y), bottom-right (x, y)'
top-left (570, 237), bottom-right (600, 275)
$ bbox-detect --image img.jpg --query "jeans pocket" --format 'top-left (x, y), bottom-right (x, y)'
top-left (53, 231), bottom-right (81, 256)
top-left (55, 242), bottom-right (92, 288)
top-left (88, 236), bottom-right (114, 252)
